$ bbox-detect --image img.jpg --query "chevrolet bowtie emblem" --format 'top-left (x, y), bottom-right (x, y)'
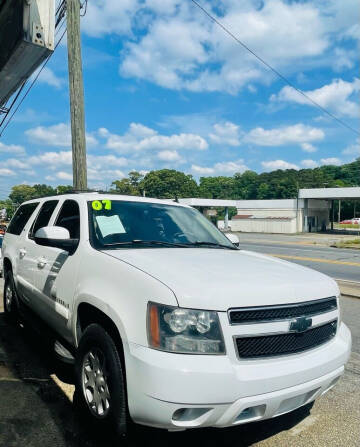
top-left (289, 316), bottom-right (312, 333)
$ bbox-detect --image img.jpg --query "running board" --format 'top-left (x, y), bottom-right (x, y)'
top-left (54, 340), bottom-right (75, 364)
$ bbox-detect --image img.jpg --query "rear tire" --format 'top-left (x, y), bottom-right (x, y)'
top-left (3, 270), bottom-right (19, 323)
top-left (75, 323), bottom-right (128, 439)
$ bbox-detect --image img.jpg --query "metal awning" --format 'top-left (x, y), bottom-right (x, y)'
top-left (299, 187), bottom-right (360, 200)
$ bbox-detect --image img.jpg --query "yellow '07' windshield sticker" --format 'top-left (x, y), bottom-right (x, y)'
top-left (92, 200), bottom-right (112, 211)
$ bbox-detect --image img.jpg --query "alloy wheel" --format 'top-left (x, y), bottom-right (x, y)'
top-left (81, 348), bottom-right (111, 418)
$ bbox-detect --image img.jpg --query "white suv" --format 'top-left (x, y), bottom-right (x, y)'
top-left (1, 193), bottom-right (351, 437)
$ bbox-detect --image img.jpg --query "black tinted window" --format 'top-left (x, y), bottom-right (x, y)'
top-left (7, 203), bottom-right (39, 235)
top-left (30, 200), bottom-right (59, 238)
top-left (55, 200), bottom-right (80, 239)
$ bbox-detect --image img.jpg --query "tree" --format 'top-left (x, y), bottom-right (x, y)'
top-left (128, 171), bottom-right (144, 188)
top-left (111, 178), bottom-right (140, 196)
top-left (56, 185), bottom-right (73, 195)
top-left (199, 176), bottom-right (235, 199)
top-left (32, 184), bottom-right (56, 198)
top-left (141, 169), bottom-right (199, 198)
top-left (9, 185), bottom-right (36, 204)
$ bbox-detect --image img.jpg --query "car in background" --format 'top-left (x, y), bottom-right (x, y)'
top-left (351, 218), bottom-right (360, 225)
top-left (0, 225), bottom-right (6, 236)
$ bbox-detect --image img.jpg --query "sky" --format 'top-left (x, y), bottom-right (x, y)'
top-left (0, 0), bottom-right (359, 199)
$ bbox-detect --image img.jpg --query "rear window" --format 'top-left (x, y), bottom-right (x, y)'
top-left (7, 203), bottom-right (39, 235)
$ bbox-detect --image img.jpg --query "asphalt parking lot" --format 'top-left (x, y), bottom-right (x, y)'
top-left (0, 277), bottom-right (359, 447)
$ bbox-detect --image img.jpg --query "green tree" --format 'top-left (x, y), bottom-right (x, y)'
top-left (199, 176), bottom-right (235, 199)
top-left (56, 185), bottom-right (73, 195)
top-left (9, 185), bottom-right (36, 204)
top-left (32, 184), bottom-right (56, 198)
top-left (141, 169), bottom-right (198, 198)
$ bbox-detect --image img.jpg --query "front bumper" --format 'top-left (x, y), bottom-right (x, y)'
top-left (125, 322), bottom-right (351, 429)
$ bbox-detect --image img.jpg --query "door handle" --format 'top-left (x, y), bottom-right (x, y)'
top-left (37, 257), bottom-right (47, 269)
top-left (19, 248), bottom-right (27, 258)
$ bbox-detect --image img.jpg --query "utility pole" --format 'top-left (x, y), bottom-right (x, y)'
top-left (66, 0), bottom-right (87, 190)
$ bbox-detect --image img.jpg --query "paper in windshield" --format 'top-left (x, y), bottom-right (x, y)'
top-left (95, 215), bottom-right (126, 237)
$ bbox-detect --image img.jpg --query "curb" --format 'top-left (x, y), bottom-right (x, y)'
top-left (336, 280), bottom-right (360, 299)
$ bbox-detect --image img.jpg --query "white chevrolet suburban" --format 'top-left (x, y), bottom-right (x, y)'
top-left (1, 193), bottom-right (351, 437)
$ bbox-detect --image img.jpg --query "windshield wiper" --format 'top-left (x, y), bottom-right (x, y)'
top-left (102, 239), bottom-right (188, 248)
top-left (182, 241), bottom-right (238, 250)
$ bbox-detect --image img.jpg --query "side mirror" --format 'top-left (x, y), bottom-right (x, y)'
top-left (225, 232), bottom-right (239, 247)
top-left (34, 226), bottom-right (79, 254)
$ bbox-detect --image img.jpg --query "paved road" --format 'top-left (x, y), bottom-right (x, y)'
top-left (237, 235), bottom-right (360, 282)
top-left (0, 276), bottom-right (359, 446)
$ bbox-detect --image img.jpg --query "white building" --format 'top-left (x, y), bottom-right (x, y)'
top-left (180, 187), bottom-right (360, 234)
top-left (231, 199), bottom-right (329, 233)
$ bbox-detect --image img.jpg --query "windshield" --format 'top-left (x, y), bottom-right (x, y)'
top-left (88, 200), bottom-right (235, 250)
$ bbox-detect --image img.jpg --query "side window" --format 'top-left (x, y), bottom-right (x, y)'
top-left (30, 200), bottom-right (59, 239)
top-left (7, 203), bottom-right (39, 235)
top-left (55, 200), bottom-right (80, 239)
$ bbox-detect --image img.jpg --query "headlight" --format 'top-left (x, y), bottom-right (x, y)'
top-left (147, 302), bottom-right (225, 354)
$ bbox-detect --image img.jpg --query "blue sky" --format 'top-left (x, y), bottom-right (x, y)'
top-left (0, 0), bottom-right (359, 199)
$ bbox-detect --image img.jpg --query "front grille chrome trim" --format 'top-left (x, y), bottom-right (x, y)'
top-left (228, 297), bottom-right (337, 325)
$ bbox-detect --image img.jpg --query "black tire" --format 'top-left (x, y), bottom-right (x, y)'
top-left (3, 270), bottom-right (19, 323)
top-left (75, 323), bottom-right (128, 439)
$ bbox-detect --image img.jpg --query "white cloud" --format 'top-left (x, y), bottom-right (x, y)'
top-left (56, 171), bottom-right (73, 181)
top-left (209, 122), bottom-right (242, 147)
top-left (88, 155), bottom-right (128, 168)
top-left (0, 168), bottom-right (15, 176)
top-left (214, 160), bottom-right (248, 174)
top-left (25, 123), bottom-right (98, 147)
top-left (301, 159), bottom-right (319, 168)
top-left (28, 151), bottom-right (128, 171)
top-left (271, 78), bottom-right (360, 118)
top-left (157, 150), bottom-right (182, 161)
top-left (320, 157), bottom-right (342, 166)
top-left (29, 150), bottom-right (72, 167)
top-left (261, 160), bottom-right (299, 171)
top-left (37, 67), bottom-right (64, 89)
top-left (191, 165), bottom-right (215, 175)
top-left (245, 124), bottom-right (324, 147)
top-left (300, 143), bottom-right (317, 153)
top-left (100, 122), bottom-right (208, 153)
top-left (81, 0), bottom-right (140, 37)
top-left (120, 0), bottom-right (333, 94)
top-left (0, 141), bottom-right (26, 155)
top-left (342, 138), bottom-right (360, 156)
top-left (191, 159), bottom-right (248, 176)
top-left (87, 168), bottom-right (126, 181)
top-left (3, 159), bottom-right (29, 170)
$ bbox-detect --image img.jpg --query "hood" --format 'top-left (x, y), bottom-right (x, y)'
top-left (103, 248), bottom-right (339, 311)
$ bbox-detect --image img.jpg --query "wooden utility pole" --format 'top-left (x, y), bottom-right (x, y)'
top-left (66, 0), bottom-right (87, 190)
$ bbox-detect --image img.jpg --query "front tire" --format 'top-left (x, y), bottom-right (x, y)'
top-left (3, 270), bottom-right (19, 323)
top-left (75, 324), bottom-right (128, 438)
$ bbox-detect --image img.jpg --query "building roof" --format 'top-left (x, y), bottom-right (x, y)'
top-left (179, 198), bottom-right (237, 207)
top-left (299, 187), bottom-right (360, 200)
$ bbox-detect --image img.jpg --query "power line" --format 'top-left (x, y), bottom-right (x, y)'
top-left (190, 0), bottom-right (360, 137)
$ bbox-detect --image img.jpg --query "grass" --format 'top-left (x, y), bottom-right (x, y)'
top-left (335, 238), bottom-right (360, 249)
